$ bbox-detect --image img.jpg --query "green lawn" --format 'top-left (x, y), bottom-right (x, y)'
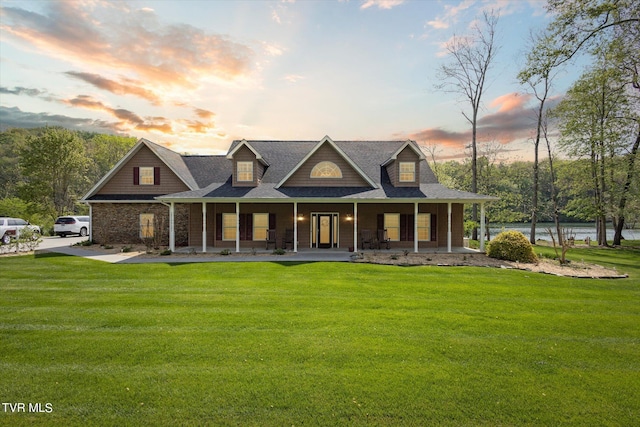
top-left (1, 247), bottom-right (639, 426)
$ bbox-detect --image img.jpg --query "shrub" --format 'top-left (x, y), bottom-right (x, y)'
top-left (487, 231), bottom-right (537, 263)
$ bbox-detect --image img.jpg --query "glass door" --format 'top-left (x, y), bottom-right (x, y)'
top-left (311, 213), bottom-right (339, 248)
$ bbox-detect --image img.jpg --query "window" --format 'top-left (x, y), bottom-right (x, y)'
top-left (140, 213), bottom-right (154, 238)
top-left (139, 167), bottom-right (155, 185)
top-left (253, 213), bottom-right (269, 241)
top-left (222, 213), bottom-right (237, 241)
top-left (384, 213), bottom-right (400, 241)
top-left (417, 213), bottom-right (431, 241)
top-left (399, 162), bottom-right (415, 182)
top-left (237, 161), bottom-right (253, 182)
top-left (310, 161), bottom-right (342, 178)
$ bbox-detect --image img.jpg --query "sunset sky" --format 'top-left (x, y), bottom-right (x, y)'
top-left (1, 0), bottom-right (576, 160)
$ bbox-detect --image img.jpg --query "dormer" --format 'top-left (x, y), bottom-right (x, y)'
top-left (227, 140), bottom-right (269, 187)
top-left (381, 140), bottom-right (425, 187)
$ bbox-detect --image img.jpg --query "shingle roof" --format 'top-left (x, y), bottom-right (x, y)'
top-left (156, 139), bottom-right (497, 202)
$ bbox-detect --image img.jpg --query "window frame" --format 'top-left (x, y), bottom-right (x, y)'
top-left (310, 161), bottom-right (343, 179)
top-left (140, 213), bottom-right (154, 238)
top-left (252, 213), bottom-right (269, 241)
top-left (384, 213), bottom-right (400, 241)
top-left (222, 213), bottom-right (237, 241)
top-left (139, 167), bottom-right (155, 185)
top-left (237, 161), bottom-right (254, 182)
top-left (417, 213), bottom-right (431, 241)
top-left (398, 162), bottom-right (416, 182)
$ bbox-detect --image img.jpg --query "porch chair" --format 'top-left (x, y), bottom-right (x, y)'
top-left (266, 229), bottom-right (277, 250)
top-left (377, 229), bottom-right (390, 250)
top-left (282, 228), bottom-right (294, 250)
top-left (360, 229), bottom-right (374, 249)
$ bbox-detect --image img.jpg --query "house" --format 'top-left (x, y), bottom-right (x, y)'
top-left (82, 136), bottom-right (496, 253)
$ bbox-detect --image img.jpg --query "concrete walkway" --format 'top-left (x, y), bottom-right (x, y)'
top-left (38, 245), bottom-right (357, 264)
top-left (38, 239), bottom-right (477, 264)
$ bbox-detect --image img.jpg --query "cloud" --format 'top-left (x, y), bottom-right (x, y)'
top-left (1, 2), bottom-right (255, 90)
top-left (0, 106), bottom-right (119, 134)
top-left (402, 92), bottom-right (555, 150)
top-left (360, 0), bottom-right (405, 10)
top-left (0, 86), bottom-right (44, 97)
top-left (64, 72), bottom-right (162, 104)
top-left (194, 108), bottom-right (215, 120)
top-left (426, 0), bottom-right (476, 29)
top-left (64, 95), bottom-right (173, 134)
top-left (0, 85), bottom-right (58, 102)
top-left (427, 19), bottom-right (449, 30)
top-left (283, 74), bottom-right (305, 83)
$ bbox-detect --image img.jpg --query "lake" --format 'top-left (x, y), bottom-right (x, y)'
top-left (487, 222), bottom-right (639, 242)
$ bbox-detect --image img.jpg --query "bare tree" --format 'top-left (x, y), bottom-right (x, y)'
top-left (436, 10), bottom-right (499, 240)
top-left (519, 32), bottom-right (561, 244)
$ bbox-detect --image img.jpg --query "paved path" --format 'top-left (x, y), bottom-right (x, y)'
top-left (36, 237), bottom-right (355, 264)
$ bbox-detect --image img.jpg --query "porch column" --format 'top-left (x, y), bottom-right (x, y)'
top-left (293, 202), bottom-right (298, 253)
top-left (480, 203), bottom-right (486, 252)
top-left (353, 202), bottom-right (358, 252)
top-left (88, 204), bottom-right (93, 242)
top-left (414, 202), bottom-right (419, 253)
top-left (447, 202), bottom-right (452, 253)
top-left (235, 202), bottom-right (240, 253)
top-left (169, 202), bottom-right (175, 252)
top-left (202, 202), bottom-right (207, 253)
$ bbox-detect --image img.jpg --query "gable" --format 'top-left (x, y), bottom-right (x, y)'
top-left (94, 145), bottom-right (190, 196)
top-left (279, 141), bottom-right (371, 187)
top-left (276, 137), bottom-right (376, 188)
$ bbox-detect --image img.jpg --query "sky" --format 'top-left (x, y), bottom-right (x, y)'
top-left (0, 0), bottom-right (573, 161)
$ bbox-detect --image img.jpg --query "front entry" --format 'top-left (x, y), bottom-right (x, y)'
top-left (311, 213), bottom-right (339, 248)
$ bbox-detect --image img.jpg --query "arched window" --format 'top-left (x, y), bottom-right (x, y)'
top-left (310, 161), bottom-right (342, 178)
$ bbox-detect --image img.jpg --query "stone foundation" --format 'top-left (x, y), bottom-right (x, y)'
top-left (91, 203), bottom-right (189, 246)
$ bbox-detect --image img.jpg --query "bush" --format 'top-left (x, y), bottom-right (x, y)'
top-left (487, 231), bottom-right (537, 263)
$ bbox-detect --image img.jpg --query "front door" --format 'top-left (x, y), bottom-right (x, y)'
top-left (311, 213), bottom-right (339, 248)
top-left (318, 215), bottom-right (332, 248)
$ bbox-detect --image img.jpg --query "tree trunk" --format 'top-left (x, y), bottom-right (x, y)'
top-left (613, 125), bottom-right (640, 245)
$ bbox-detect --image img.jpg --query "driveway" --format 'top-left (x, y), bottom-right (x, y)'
top-left (1, 235), bottom-right (88, 255)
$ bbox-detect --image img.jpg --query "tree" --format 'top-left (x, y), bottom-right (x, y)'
top-left (19, 127), bottom-right (88, 217)
top-left (518, 32), bottom-right (561, 244)
top-left (436, 10), bottom-right (499, 240)
top-left (86, 134), bottom-right (136, 187)
top-left (552, 57), bottom-right (629, 245)
top-left (0, 128), bottom-right (30, 198)
top-left (540, 0), bottom-right (639, 245)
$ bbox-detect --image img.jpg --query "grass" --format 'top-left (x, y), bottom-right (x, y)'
top-left (1, 247), bottom-right (639, 426)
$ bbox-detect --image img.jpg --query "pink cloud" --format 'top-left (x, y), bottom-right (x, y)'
top-left (1, 2), bottom-right (255, 90)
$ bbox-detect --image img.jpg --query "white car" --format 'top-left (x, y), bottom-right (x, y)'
top-left (54, 216), bottom-right (90, 237)
top-left (0, 217), bottom-right (41, 245)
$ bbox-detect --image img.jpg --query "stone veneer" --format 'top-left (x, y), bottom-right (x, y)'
top-left (91, 203), bottom-right (189, 246)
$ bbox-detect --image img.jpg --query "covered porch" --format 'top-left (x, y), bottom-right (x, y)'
top-left (161, 199), bottom-right (489, 254)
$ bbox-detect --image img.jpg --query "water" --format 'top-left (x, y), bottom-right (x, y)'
top-left (487, 222), bottom-right (639, 242)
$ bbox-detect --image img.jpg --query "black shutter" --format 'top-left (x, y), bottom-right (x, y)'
top-left (431, 215), bottom-right (437, 241)
top-left (216, 213), bottom-right (222, 241)
top-left (133, 167), bottom-right (139, 185)
top-left (154, 167), bottom-right (160, 185)
top-left (269, 213), bottom-right (276, 230)
top-left (239, 214), bottom-right (246, 241)
top-left (377, 214), bottom-right (384, 231)
top-left (247, 214), bottom-right (253, 241)
top-left (407, 214), bottom-right (415, 241)
top-left (400, 214), bottom-right (415, 241)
